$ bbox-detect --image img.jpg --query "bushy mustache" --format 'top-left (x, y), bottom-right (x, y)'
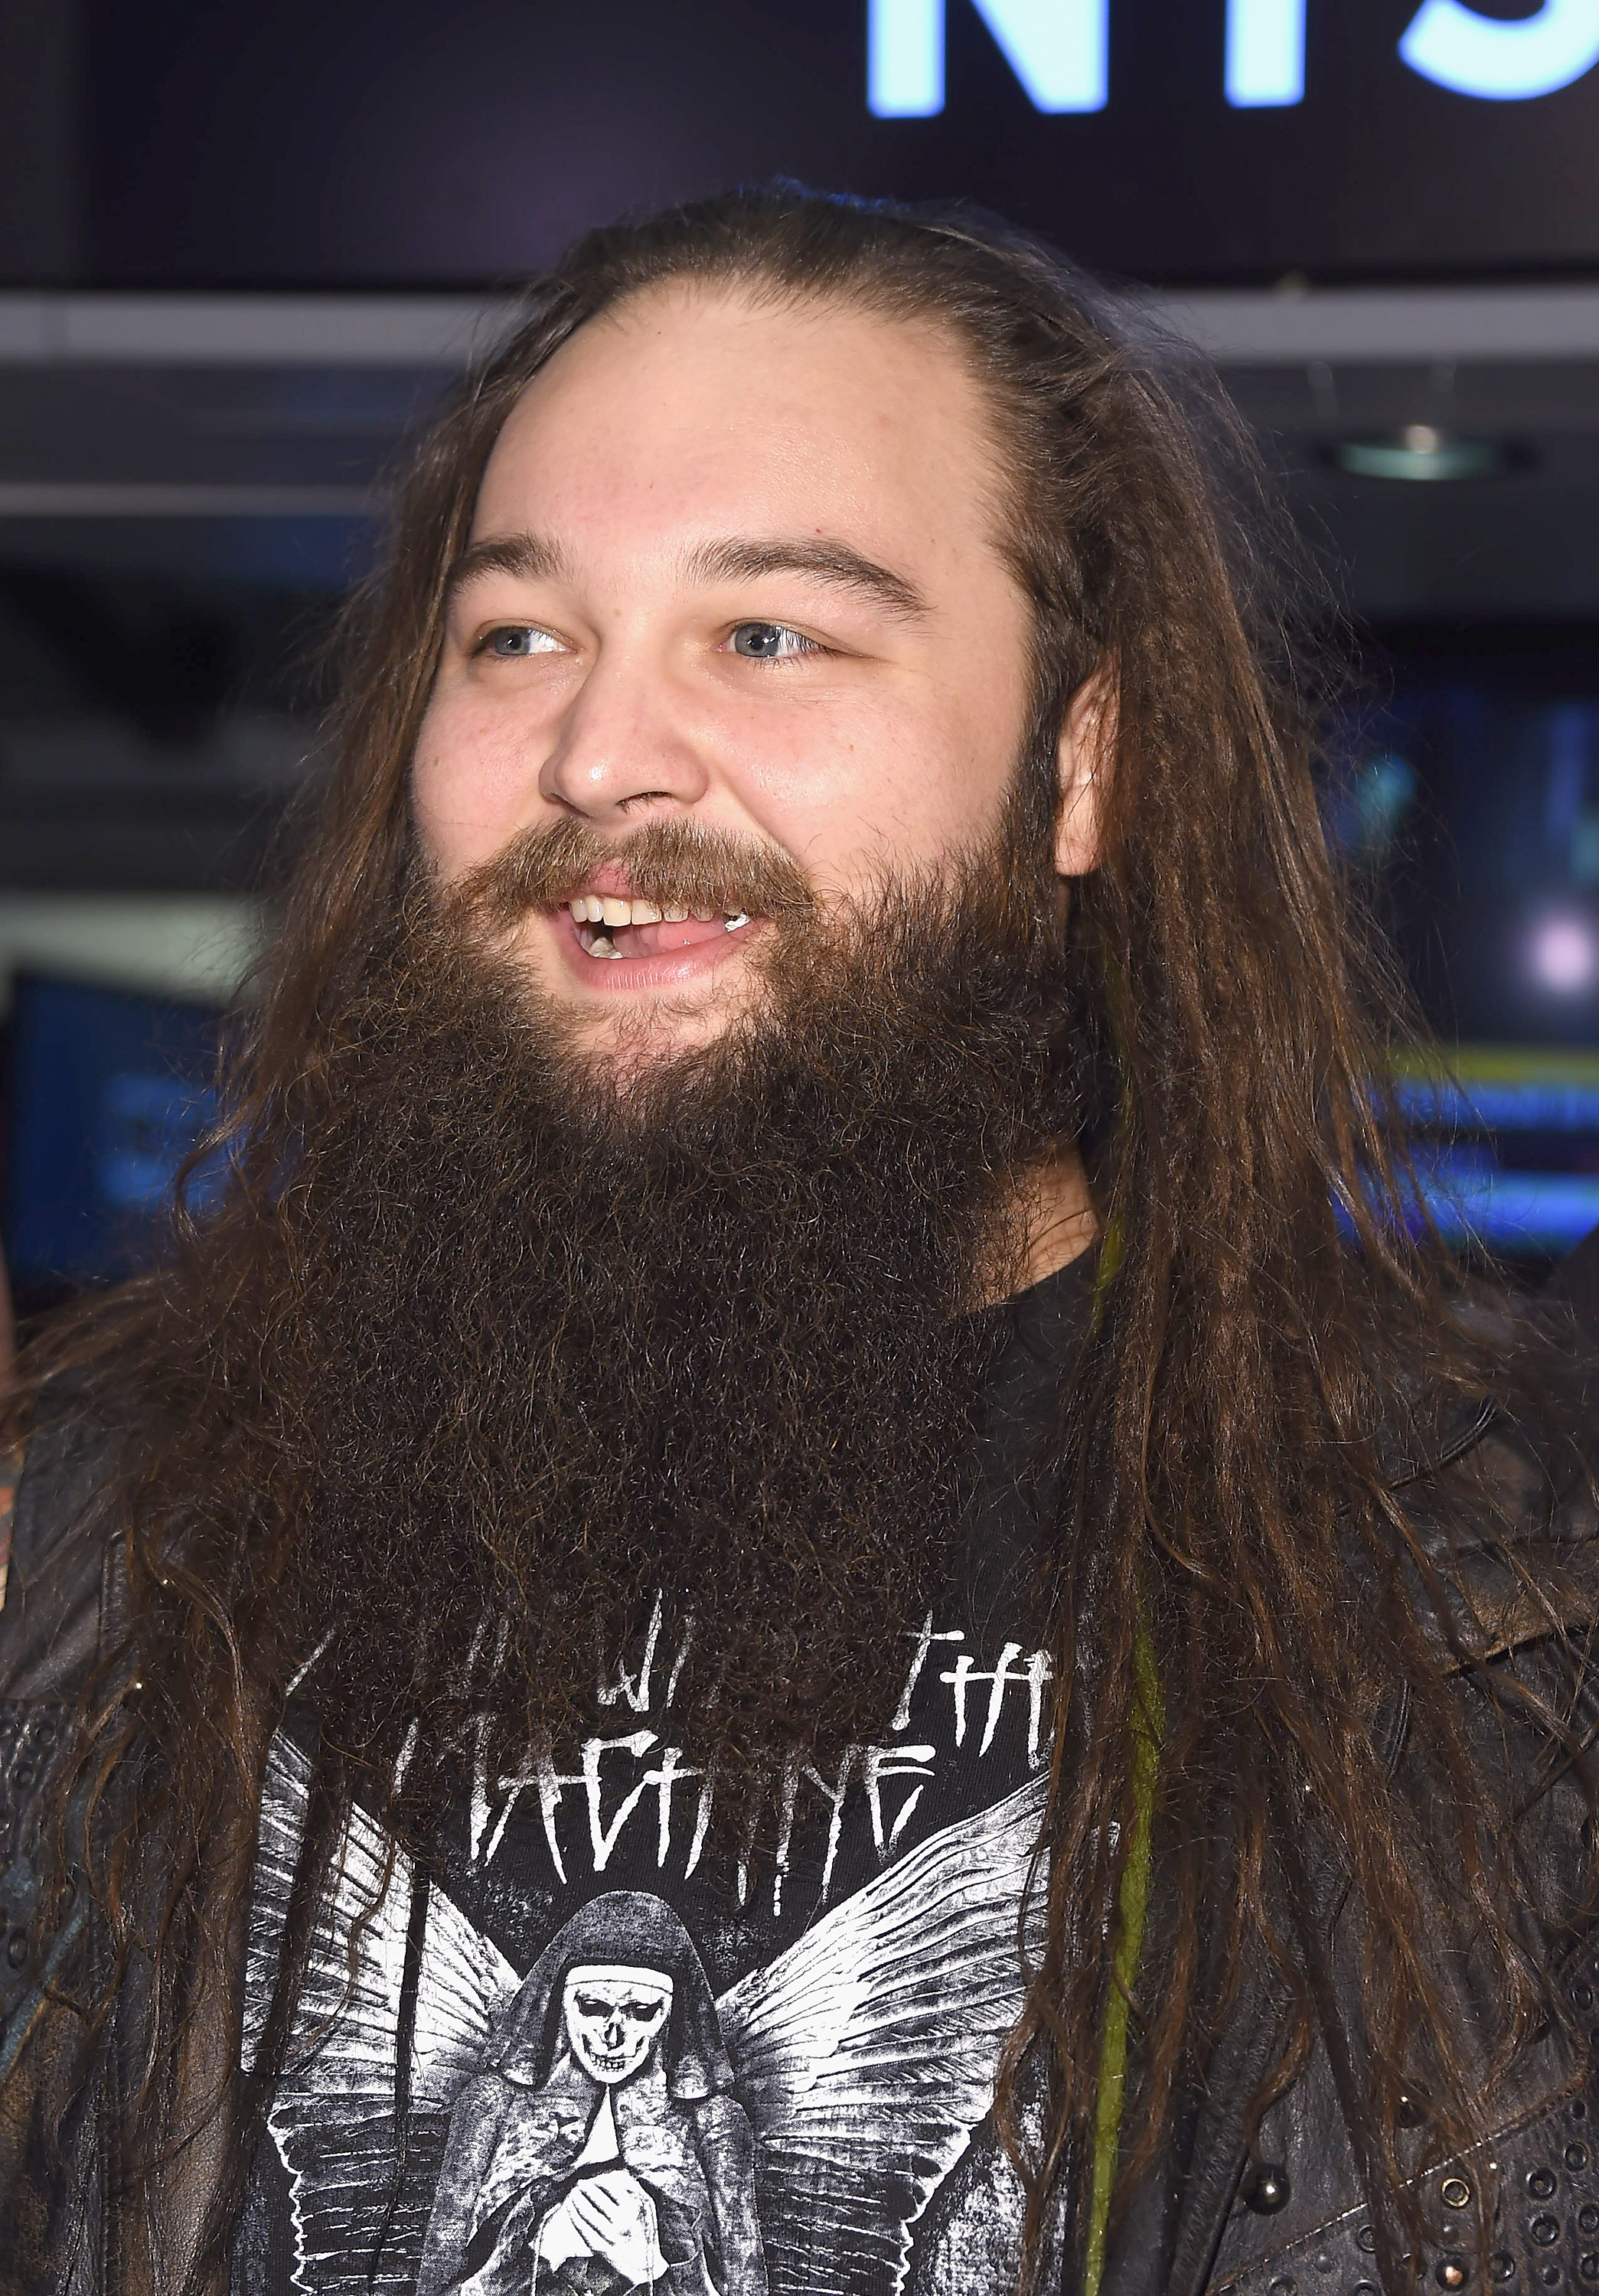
top-left (455, 815), bottom-right (821, 932)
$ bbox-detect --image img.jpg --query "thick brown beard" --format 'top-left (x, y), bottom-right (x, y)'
top-left (257, 792), bottom-right (1083, 1841)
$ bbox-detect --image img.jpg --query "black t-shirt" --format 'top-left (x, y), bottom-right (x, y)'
top-left (232, 1253), bottom-right (1092, 2296)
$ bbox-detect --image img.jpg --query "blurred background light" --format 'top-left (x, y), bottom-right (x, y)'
top-left (1335, 427), bottom-right (1509, 482)
top-left (1529, 913), bottom-right (1599, 994)
top-left (1325, 752), bottom-right (1419, 866)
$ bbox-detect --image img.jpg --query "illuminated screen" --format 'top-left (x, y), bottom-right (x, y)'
top-left (2, 974), bottom-right (222, 1293)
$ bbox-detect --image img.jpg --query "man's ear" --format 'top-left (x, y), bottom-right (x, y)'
top-left (1054, 667), bottom-right (1114, 879)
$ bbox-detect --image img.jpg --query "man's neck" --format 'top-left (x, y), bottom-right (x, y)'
top-left (1005, 1146), bottom-right (1098, 1302)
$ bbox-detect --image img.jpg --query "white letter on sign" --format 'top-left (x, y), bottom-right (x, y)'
top-left (1225, 0), bottom-right (1306, 106)
top-left (870, 0), bottom-right (945, 113)
top-left (868, 0), bottom-right (1108, 116)
top-left (1399, 0), bottom-right (1599, 99)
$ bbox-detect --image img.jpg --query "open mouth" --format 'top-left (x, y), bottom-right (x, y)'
top-left (565, 890), bottom-right (756, 962)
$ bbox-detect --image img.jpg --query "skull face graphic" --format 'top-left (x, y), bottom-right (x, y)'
top-left (561, 1962), bottom-right (675, 2086)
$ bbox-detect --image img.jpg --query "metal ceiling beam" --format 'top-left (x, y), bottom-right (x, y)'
top-left (0, 294), bottom-right (517, 367)
top-left (1155, 283), bottom-right (1599, 365)
top-left (0, 282), bottom-right (1597, 371)
top-left (0, 482), bottom-right (375, 516)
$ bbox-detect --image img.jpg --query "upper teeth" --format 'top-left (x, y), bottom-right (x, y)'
top-left (569, 895), bottom-right (664, 927)
top-left (567, 894), bottom-right (748, 929)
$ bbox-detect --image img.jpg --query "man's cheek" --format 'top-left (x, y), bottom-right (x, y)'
top-left (409, 731), bottom-right (468, 875)
top-left (412, 714), bottom-right (533, 874)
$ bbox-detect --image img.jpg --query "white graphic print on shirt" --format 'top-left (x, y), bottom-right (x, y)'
top-left (240, 1605), bottom-right (1055, 2296)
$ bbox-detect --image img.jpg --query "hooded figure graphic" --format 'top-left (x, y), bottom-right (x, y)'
top-left (417, 1893), bottom-right (768, 2296)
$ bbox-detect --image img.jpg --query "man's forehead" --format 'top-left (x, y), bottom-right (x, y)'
top-left (472, 283), bottom-right (1010, 582)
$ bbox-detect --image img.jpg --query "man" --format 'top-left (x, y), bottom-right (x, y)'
top-left (0, 186), bottom-right (1594, 2296)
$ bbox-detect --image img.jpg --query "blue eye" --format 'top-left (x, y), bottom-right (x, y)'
top-left (729, 622), bottom-right (817, 660)
top-left (483, 625), bottom-right (563, 657)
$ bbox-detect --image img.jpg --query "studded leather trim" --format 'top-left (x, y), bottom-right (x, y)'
top-left (1213, 2086), bottom-right (1599, 2296)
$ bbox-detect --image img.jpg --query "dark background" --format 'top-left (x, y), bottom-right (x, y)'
top-left (4, 0), bottom-right (1599, 289)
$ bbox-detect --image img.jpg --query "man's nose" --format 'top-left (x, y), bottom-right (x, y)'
top-left (537, 652), bottom-right (711, 824)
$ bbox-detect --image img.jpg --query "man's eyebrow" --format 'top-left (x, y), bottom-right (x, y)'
top-left (444, 530), bottom-right (573, 603)
top-left (682, 535), bottom-right (928, 621)
top-left (443, 529), bottom-right (928, 621)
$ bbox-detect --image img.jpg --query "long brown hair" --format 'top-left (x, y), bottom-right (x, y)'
top-left (10, 185), bottom-right (1592, 2291)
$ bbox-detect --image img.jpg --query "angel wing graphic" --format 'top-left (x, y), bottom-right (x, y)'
top-left (243, 1736), bottom-right (519, 2294)
top-left (245, 1734), bottom-right (1047, 2296)
top-left (716, 1779), bottom-right (1047, 2296)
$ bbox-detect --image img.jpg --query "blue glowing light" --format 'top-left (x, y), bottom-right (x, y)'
top-left (96, 1075), bottom-right (222, 1215)
top-left (1398, 0), bottom-right (1599, 100)
top-left (1225, 0), bottom-right (1306, 106)
top-left (1392, 1078), bottom-right (1599, 1134)
top-left (867, 0), bottom-right (1108, 116)
top-left (1420, 1163), bottom-right (1599, 1257)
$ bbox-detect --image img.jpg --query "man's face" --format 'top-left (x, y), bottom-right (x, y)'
top-left (413, 283), bottom-right (1045, 1064)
